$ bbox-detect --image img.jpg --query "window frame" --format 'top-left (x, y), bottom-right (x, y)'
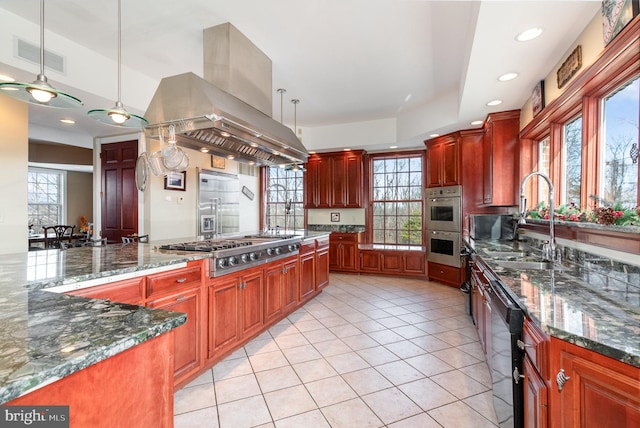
top-left (520, 18), bottom-right (639, 211)
top-left (262, 166), bottom-right (305, 233)
top-left (367, 150), bottom-right (425, 246)
top-left (27, 167), bottom-right (66, 233)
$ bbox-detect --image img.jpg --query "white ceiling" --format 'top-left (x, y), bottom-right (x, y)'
top-left (0, 0), bottom-right (601, 152)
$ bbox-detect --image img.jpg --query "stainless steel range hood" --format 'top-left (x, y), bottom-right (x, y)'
top-left (144, 72), bottom-right (307, 166)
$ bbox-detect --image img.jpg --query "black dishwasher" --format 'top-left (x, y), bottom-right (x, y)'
top-left (488, 278), bottom-right (524, 428)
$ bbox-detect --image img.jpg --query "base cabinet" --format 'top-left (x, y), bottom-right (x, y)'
top-left (264, 256), bottom-right (298, 324)
top-left (315, 238), bottom-right (330, 290)
top-left (208, 267), bottom-right (264, 359)
top-left (428, 261), bottom-right (462, 287)
top-left (359, 249), bottom-right (426, 277)
top-left (329, 233), bottom-right (361, 272)
top-left (548, 337), bottom-right (640, 427)
top-left (148, 288), bottom-right (201, 385)
top-left (523, 355), bottom-right (548, 428)
top-left (299, 241), bottom-right (316, 301)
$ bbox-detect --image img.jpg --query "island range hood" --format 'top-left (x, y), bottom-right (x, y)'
top-left (144, 24), bottom-right (308, 167)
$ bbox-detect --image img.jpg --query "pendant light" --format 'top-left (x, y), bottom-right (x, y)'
top-left (0, 0), bottom-right (83, 108)
top-left (289, 99), bottom-right (305, 172)
top-left (88, 0), bottom-right (147, 128)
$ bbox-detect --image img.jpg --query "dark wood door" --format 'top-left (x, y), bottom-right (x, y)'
top-left (101, 140), bottom-right (138, 243)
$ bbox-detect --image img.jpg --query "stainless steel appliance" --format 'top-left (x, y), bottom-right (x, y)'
top-left (426, 185), bottom-right (462, 267)
top-left (427, 230), bottom-right (462, 267)
top-left (197, 169), bottom-right (240, 238)
top-left (159, 235), bottom-right (302, 277)
top-left (425, 185), bottom-right (462, 232)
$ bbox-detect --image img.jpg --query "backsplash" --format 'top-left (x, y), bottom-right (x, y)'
top-left (307, 224), bottom-right (365, 232)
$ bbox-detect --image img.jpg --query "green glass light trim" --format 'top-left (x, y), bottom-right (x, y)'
top-left (0, 79), bottom-right (83, 109)
top-left (88, 102), bottom-right (148, 129)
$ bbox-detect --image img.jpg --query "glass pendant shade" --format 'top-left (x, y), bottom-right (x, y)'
top-left (88, 0), bottom-right (148, 129)
top-left (0, 1), bottom-right (82, 108)
top-left (88, 101), bottom-right (148, 128)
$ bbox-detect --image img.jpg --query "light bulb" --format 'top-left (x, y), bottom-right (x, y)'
top-left (109, 111), bottom-right (129, 124)
top-left (28, 88), bottom-right (55, 103)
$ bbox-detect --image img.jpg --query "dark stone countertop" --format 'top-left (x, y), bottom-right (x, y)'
top-left (467, 237), bottom-right (640, 368)
top-left (0, 244), bottom-right (211, 404)
top-left (358, 243), bottom-right (426, 251)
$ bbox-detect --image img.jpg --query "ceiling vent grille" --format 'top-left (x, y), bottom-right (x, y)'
top-left (16, 37), bottom-right (65, 73)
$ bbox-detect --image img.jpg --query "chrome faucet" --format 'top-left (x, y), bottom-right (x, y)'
top-left (519, 171), bottom-right (556, 262)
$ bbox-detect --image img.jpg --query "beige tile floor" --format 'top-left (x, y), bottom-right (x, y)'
top-left (174, 273), bottom-right (499, 428)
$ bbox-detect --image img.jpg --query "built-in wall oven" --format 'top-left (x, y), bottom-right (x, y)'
top-left (425, 185), bottom-right (461, 232)
top-left (426, 185), bottom-right (462, 267)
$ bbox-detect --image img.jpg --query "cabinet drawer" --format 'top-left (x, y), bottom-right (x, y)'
top-left (428, 261), bottom-right (461, 287)
top-left (146, 264), bottom-right (202, 299)
top-left (68, 277), bottom-right (144, 305)
top-left (315, 237), bottom-right (330, 249)
top-left (330, 232), bottom-right (359, 242)
top-left (522, 318), bottom-right (549, 378)
top-left (300, 240), bottom-right (315, 255)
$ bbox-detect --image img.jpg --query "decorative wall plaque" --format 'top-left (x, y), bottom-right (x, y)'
top-left (557, 45), bottom-right (582, 89)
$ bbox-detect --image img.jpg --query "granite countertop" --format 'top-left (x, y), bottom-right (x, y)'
top-left (0, 244), bottom-right (211, 404)
top-left (467, 238), bottom-right (640, 368)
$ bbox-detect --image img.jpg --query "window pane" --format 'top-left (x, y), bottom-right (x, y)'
top-left (564, 116), bottom-right (582, 205)
top-left (370, 154), bottom-right (423, 244)
top-left (601, 77), bottom-right (639, 207)
top-left (28, 168), bottom-right (64, 231)
top-left (265, 167), bottom-right (304, 232)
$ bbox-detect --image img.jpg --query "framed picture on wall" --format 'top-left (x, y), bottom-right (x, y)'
top-left (532, 80), bottom-right (545, 117)
top-left (602, 0), bottom-right (640, 45)
top-left (164, 171), bottom-right (186, 191)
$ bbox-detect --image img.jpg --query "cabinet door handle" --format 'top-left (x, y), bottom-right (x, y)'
top-left (556, 369), bottom-right (570, 391)
top-left (175, 277), bottom-right (187, 283)
top-left (513, 367), bottom-right (525, 384)
top-left (516, 339), bottom-right (533, 350)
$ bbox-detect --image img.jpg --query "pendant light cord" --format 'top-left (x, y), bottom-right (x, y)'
top-left (39, 0), bottom-right (45, 76)
top-left (117, 0), bottom-right (122, 103)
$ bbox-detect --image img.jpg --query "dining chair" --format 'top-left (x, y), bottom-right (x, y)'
top-left (121, 237), bottom-right (136, 244)
top-left (43, 225), bottom-right (76, 249)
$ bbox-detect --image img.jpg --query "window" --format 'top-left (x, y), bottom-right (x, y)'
top-left (538, 136), bottom-right (551, 203)
top-left (600, 77), bottom-right (639, 207)
top-left (563, 116), bottom-right (583, 205)
top-left (28, 168), bottom-right (65, 232)
top-left (371, 154), bottom-right (423, 245)
top-left (265, 167), bottom-right (304, 232)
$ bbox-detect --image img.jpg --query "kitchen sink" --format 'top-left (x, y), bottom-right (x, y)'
top-left (494, 260), bottom-right (562, 270)
top-left (483, 250), bottom-right (527, 258)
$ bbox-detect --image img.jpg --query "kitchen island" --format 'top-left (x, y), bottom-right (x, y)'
top-left (0, 244), bottom-right (210, 426)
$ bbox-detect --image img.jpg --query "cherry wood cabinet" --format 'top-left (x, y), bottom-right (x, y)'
top-left (264, 256), bottom-right (299, 324)
top-left (428, 261), bottom-right (462, 288)
top-left (523, 355), bottom-right (548, 428)
top-left (425, 134), bottom-right (460, 187)
top-left (208, 266), bottom-right (263, 359)
top-left (482, 110), bottom-right (520, 206)
top-left (329, 232), bottom-right (361, 272)
top-left (315, 237), bottom-right (330, 290)
top-left (67, 277), bottom-right (144, 305)
top-left (299, 240), bottom-right (316, 302)
top-left (548, 337), bottom-right (640, 427)
top-left (282, 257), bottom-right (299, 312)
top-left (148, 287), bottom-right (201, 386)
top-left (359, 249), bottom-right (426, 277)
top-left (304, 150), bottom-right (364, 208)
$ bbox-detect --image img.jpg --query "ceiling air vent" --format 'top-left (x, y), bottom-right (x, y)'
top-left (16, 37), bottom-right (65, 73)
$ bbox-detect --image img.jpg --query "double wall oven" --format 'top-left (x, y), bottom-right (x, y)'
top-left (426, 185), bottom-right (462, 267)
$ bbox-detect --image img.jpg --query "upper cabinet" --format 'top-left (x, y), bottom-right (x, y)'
top-left (482, 110), bottom-right (520, 206)
top-left (304, 150), bottom-right (364, 208)
top-left (425, 134), bottom-right (460, 187)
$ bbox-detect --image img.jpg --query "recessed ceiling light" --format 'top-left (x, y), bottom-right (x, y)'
top-left (516, 27), bottom-right (543, 42)
top-left (0, 74), bottom-right (15, 82)
top-left (487, 100), bottom-right (503, 106)
top-left (343, 148), bottom-right (351, 151)
top-left (429, 133), bottom-right (440, 138)
top-left (200, 147), bottom-right (209, 153)
top-left (390, 145), bottom-right (398, 149)
top-left (471, 120), bottom-right (484, 126)
top-left (498, 72), bottom-right (519, 82)
top-left (59, 119), bottom-right (75, 124)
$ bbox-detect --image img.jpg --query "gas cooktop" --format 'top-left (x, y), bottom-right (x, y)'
top-left (159, 240), bottom-right (253, 252)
